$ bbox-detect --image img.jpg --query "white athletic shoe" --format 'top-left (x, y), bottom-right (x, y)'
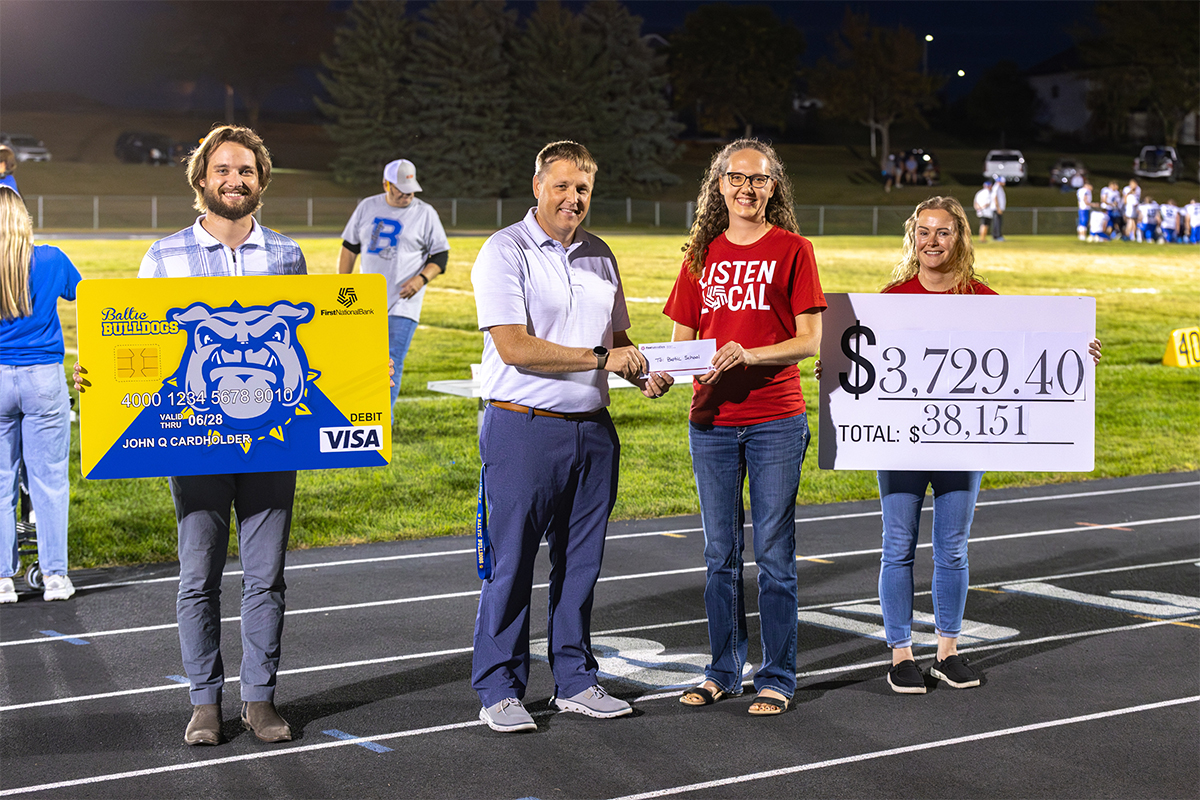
top-left (0, 577), bottom-right (16, 603)
top-left (43, 574), bottom-right (75, 601)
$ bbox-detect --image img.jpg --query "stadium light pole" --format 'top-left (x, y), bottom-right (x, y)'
top-left (923, 34), bottom-right (933, 75)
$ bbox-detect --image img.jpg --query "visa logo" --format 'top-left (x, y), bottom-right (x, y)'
top-left (319, 426), bottom-right (384, 453)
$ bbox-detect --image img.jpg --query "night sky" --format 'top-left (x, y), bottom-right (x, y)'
top-left (0, 0), bottom-right (1097, 114)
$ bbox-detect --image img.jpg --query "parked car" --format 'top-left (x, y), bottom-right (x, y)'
top-left (1050, 158), bottom-right (1087, 190)
top-left (0, 133), bottom-right (51, 162)
top-left (1133, 145), bottom-right (1183, 182)
top-left (983, 149), bottom-right (1025, 184)
top-left (114, 131), bottom-right (188, 165)
top-left (901, 148), bottom-right (939, 185)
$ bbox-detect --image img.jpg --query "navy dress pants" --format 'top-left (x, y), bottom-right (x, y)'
top-left (471, 404), bottom-right (619, 707)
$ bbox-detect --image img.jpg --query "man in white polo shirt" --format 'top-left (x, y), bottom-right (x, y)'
top-left (469, 141), bottom-right (672, 733)
top-left (339, 159), bottom-right (449, 412)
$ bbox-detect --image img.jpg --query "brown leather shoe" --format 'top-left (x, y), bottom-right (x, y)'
top-left (184, 704), bottom-right (222, 746)
top-left (241, 701), bottom-right (293, 742)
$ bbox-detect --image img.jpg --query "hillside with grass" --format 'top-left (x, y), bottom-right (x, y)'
top-left (6, 108), bottom-right (1196, 211)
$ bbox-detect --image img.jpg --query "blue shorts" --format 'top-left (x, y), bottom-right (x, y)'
top-left (1077, 209), bottom-right (1090, 228)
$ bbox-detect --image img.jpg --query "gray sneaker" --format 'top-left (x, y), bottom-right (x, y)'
top-left (479, 698), bottom-right (537, 733)
top-left (552, 684), bottom-right (632, 719)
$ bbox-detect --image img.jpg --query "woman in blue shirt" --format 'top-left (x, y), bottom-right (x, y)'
top-left (0, 186), bottom-right (81, 602)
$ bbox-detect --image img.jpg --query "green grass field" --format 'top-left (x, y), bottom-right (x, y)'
top-left (46, 233), bottom-right (1200, 568)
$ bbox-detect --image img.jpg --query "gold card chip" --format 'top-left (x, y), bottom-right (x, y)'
top-left (114, 347), bottom-right (161, 381)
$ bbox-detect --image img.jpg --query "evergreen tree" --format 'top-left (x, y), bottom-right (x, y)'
top-left (670, 3), bottom-right (805, 139)
top-left (579, 1), bottom-right (682, 194)
top-left (316, 1), bottom-right (414, 185)
top-left (508, 1), bottom-right (681, 196)
top-left (407, 1), bottom-right (520, 197)
top-left (507, 0), bottom-right (604, 186)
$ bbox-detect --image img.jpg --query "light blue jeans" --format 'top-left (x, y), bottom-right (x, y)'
top-left (877, 470), bottom-right (983, 649)
top-left (689, 414), bottom-right (809, 698)
top-left (388, 315), bottom-right (419, 411)
top-left (0, 363), bottom-right (71, 577)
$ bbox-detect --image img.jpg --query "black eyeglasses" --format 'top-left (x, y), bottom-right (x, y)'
top-left (725, 172), bottom-right (772, 188)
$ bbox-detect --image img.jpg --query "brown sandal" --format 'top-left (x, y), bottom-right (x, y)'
top-left (680, 681), bottom-right (726, 706)
top-left (747, 690), bottom-right (790, 716)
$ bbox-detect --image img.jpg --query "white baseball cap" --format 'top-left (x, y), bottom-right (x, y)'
top-left (383, 159), bottom-right (422, 193)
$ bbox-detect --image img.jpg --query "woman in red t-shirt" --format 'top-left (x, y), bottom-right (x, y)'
top-left (820, 196), bottom-right (1100, 695)
top-left (664, 140), bottom-right (825, 716)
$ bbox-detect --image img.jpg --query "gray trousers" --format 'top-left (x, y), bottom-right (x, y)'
top-left (169, 471), bottom-right (296, 706)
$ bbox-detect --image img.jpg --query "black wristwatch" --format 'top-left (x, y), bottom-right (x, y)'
top-left (593, 345), bottom-right (609, 370)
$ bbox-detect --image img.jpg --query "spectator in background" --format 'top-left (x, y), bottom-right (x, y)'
top-left (1076, 180), bottom-right (1094, 241)
top-left (883, 153), bottom-right (899, 193)
top-left (1122, 179), bottom-right (1141, 241)
top-left (1087, 208), bottom-right (1113, 242)
top-left (1136, 195), bottom-right (1160, 243)
top-left (1183, 198), bottom-right (1200, 244)
top-left (1159, 199), bottom-right (1181, 244)
top-left (904, 152), bottom-right (918, 185)
top-left (339, 159), bottom-right (449, 415)
top-left (990, 177), bottom-right (1007, 241)
top-left (1101, 181), bottom-right (1122, 236)
top-left (0, 147), bottom-right (17, 193)
top-left (0, 186), bottom-right (80, 604)
top-left (973, 180), bottom-right (994, 242)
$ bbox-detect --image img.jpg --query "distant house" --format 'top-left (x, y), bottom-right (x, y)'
top-left (1027, 47), bottom-right (1197, 144)
top-left (1026, 48), bottom-right (1093, 136)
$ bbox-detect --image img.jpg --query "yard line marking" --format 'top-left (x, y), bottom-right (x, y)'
top-left (1077, 521), bottom-right (1134, 531)
top-left (4, 587), bottom-right (1196, 714)
top-left (1, 689), bottom-right (1193, 798)
top-left (7, 515), bottom-right (1196, 649)
top-left (603, 696), bottom-right (1200, 800)
top-left (321, 729), bottom-right (393, 754)
top-left (70, 480), bottom-right (1200, 591)
top-left (804, 514), bottom-right (1197, 561)
top-left (0, 718), bottom-right (489, 797)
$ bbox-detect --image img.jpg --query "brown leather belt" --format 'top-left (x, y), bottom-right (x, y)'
top-left (488, 400), bottom-right (604, 421)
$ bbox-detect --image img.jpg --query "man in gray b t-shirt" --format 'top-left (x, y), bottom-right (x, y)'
top-left (339, 159), bottom-right (449, 411)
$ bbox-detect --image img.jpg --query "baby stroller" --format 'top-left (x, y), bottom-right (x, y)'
top-left (16, 458), bottom-right (42, 590)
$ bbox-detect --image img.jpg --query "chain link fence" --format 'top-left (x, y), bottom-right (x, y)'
top-left (22, 194), bottom-right (1082, 237)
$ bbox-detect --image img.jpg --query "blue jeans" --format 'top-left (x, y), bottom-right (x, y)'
top-left (1, 363), bottom-right (71, 577)
top-left (689, 414), bottom-right (809, 698)
top-left (878, 470), bottom-right (983, 649)
top-left (388, 315), bottom-right (419, 410)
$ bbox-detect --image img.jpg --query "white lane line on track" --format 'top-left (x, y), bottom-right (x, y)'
top-left (4, 563), bottom-right (1196, 713)
top-left (602, 695), bottom-right (1200, 800)
top-left (5, 516), bottom-right (1196, 649)
top-left (73, 480), bottom-right (1200, 590)
top-left (1, 690), bottom-right (1194, 798)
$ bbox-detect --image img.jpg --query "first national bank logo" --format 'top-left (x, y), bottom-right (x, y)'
top-left (338, 287), bottom-right (358, 307)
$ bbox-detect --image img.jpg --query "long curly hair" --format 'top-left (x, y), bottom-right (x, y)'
top-left (682, 139), bottom-right (800, 276)
top-left (885, 196), bottom-right (986, 294)
top-left (0, 187), bottom-right (33, 320)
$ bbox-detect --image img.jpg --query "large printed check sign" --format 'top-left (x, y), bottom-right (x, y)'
top-left (818, 294), bottom-right (1096, 471)
top-left (78, 274), bottom-right (391, 479)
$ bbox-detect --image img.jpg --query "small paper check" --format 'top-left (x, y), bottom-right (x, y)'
top-left (639, 339), bottom-right (716, 377)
